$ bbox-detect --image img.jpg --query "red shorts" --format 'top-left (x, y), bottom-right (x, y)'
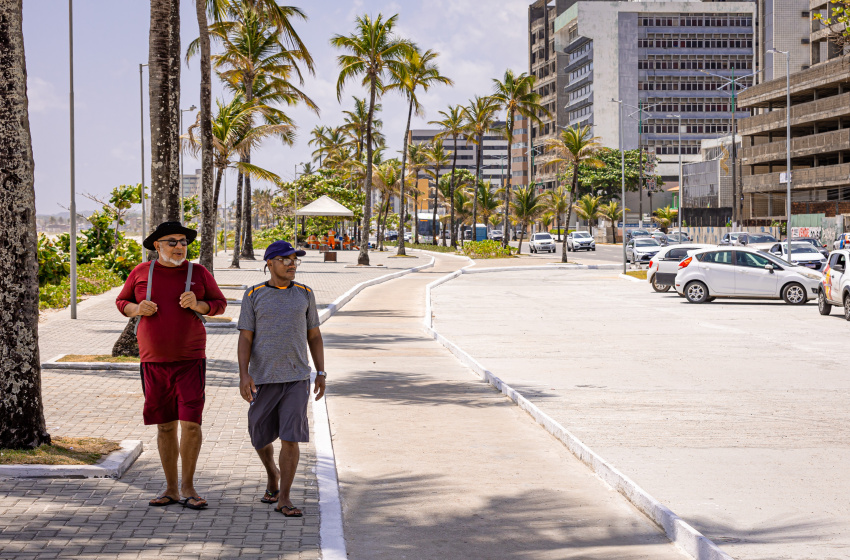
top-left (140, 359), bottom-right (206, 425)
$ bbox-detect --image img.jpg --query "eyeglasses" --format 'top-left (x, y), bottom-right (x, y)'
top-left (159, 238), bottom-right (188, 247)
top-left (271, 257), bottom-right (301, 266)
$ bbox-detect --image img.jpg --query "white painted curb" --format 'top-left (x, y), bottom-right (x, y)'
top-left (424, 266), bottom-right (732, 560)
top-left (0, 439), bottom-right (143, 479)
top-left (41, 354), bottom-right (140, 372)
top-left (619, 273), bottom-right (645, 283)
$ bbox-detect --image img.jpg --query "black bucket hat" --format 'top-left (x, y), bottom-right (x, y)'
top-left (143, 221), bottom-right (197, 251)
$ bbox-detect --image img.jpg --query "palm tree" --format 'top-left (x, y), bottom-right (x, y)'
top-left (542, 125), bottom-right (603, 262)
top-left (253, 188), bottom-right (274, 228)
top-left (543, 185), bottom-right (570, 242)
top-left (511, 186), bottom-right (544, 255)
top-left (406, 143), bottom-right (429, 244)
top-left (386, 48), bottom-right (452, 255)
top-left (573, 194), bottom-right (602, 235)
top-left (308, 125), bottom-right (328, 166)
top-left (0, 1), bottom-right (50, 449)
top-left (462, 96), bottom-right (500, 241)
top-left (488, 213), bottom-right (503, 230)
top-left (342, 96), bottom-right (385, 161)
top-left (193, 0), bottom-right (216, 272)
top-left (430, 105), bottom-right (465, 247)
top-left (476, 181), bottom-right (501, 235)
top-left (491, 70), bottom-right (547, 249)
top-left (206, 2), bottom-right (316, 260)
top-left (598, 201), bottom-right (627, 244)
top-left (424, 140), bottom-right (450, 245)
top-left (373, 160), bottom-right (401, 250)
top-left (331, 13), bottom-right (415, 265)
top-left (652, 205), bottom-right (678, 232)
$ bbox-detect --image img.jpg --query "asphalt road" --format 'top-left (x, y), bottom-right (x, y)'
top-left (432, 268), bottom-right (850, 560)
top-left (508, 238), bottom-right (627, 265)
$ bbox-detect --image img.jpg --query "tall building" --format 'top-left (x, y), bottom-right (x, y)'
top-left (810, 0), bottom-right (843, 65)
top-left (182, 168), bottom-right (201, 199)
top-left (511, 114), bottom-right (531, 189)
top-left (529, 0), bottom-right (569, 191)
top-left (553, 1), bottom-right (757, 195)
top-left (757, 0), bottom-right (812, 83)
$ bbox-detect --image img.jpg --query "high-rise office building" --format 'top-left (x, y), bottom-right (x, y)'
top-left (757, 0), bottom-right (812, 83)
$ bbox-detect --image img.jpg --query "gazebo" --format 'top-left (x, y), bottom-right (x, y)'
top-left (295, 195), bottom-right (355, 257)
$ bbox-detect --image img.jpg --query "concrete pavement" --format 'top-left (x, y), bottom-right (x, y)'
top-left (432, 267), bottom-right (850, 560)
top-left (322, 254), bottom-right (686, 559)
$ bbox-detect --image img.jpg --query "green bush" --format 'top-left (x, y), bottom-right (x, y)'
top-left (461, 240), bottom-right (513, 259)
top-left (384, 241), bottom-right (458, 253)
top-left (39, 262), bottom-right (124, 310)
top-left (37, 234), bottom-right (70, 286)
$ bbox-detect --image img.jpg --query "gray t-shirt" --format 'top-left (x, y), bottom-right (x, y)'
top-left (237, 280), bottom-right (320, 385)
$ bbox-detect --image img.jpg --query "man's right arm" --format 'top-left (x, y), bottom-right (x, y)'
top-left (237, 329), bottom-right (256, 403)
top-left (116, 264), bottom-right (157, 318)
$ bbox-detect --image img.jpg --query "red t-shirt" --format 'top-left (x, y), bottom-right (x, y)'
top-left (116, 260), bottom-right (227, 362)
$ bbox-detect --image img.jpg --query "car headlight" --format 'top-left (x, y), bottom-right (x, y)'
top-left (800, 271), bottom-right (822, 281)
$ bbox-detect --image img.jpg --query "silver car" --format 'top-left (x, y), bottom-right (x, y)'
top-left (626, 237), bottom-right (662, 265)
top-left (529, 232), bottom-right (556, 253)
top-left (567, 231), bottom-right (596, 251)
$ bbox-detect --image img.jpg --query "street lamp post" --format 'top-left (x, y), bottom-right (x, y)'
top-left (179, 105), bottom-right (197, 224)
top-left (69, 0), bottom-right (77, 319)
top-left (768, 48), bottom-right (793, 266)
top-left (667, 113), bottom-right (683, 242)
top-left (139, 63), bottom-right (148, 248)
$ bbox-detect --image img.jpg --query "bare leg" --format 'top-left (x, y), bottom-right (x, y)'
top-left (151, 421), bottom-right (179, 504)
top-left (179, 421), bottom-right (205, 506)
top-left (256, 443), bottom-right (281, 494)
top-left (277, 440), bottom-right (301, 513)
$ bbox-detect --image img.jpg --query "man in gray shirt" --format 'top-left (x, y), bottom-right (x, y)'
top-left (237, 241), bottom-right (326, 517)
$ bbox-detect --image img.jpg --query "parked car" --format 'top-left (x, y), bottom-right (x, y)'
top-left (490, 229), bottom-right (504, 242)
top-left (567, 231), bottom-right (596, 251)
top-left (626, 228), bottom-right (651, 240)
top-left (767, 242), bottom-right (828, 271)
top-left (792, 237), bottom-right (829, 258)
top-left (529, 232), bottom-right (557, 253)
top-left (674, 246), bottom-right (822, 304)
top-left (833, 233), bottom-right (850, 250)
top-left (647, 244), bottom-right (716, 292)
top-left (651, 232), bottom-right (669, 246)
top-left (666, 231), bottom-right (692, 243)
top-left (626, 237), bottom-right (662, 265)
top-left (384, 230), bottom-right (398, 241)
top-left (719, 232), bottom-right (778, 250)
top-left (818, 249), bottom-right (850, 318)
top-left (403, 231), bottom-right (412, 242)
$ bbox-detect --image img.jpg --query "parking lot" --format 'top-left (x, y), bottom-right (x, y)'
top-left (432, 268), bottom-right (850, 560)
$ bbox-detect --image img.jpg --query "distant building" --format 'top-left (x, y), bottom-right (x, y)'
top-left (681, 135), bottom-right (741, 226)
top-left (182, 168), bottom-right (201, 199)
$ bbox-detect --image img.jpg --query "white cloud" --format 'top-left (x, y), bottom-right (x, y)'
top-left (27, 77), bottom-right (67, 113)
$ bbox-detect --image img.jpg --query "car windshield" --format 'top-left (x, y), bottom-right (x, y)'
top-left (574, 232), bottom-right (591, 238)
top-left (757, 250), bottom-right (796, 267)
top-left (784, 243), bottom-right (820, 254)
top-left (534, 234), bottom-right (552, 240)
top-left (748, 234), bottom-right (777, 243)
top-left (635, 239), bottom-right (661, 247)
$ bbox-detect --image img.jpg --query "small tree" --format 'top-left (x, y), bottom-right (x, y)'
top-left (598, 201), bottom-right (627, 244)
top-left (573, 194), bottom-right (602, 235)
top-left (510, 186), bottom-right (543, 255)
top-left (652, 205), bottom-right (678, 233)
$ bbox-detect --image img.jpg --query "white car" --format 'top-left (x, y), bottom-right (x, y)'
top-left (529, 232), bottom-right (556, 253)
top-left (626, 237), bottom-right (662, 265)
top-left (647, 244), bottom-right (715, 292)
top-left (766, 242), bottom-right (828, 271)
top-left (567, 231), bottom-right (596, 251)
top-left (675, 247), bottom-right (823, 304)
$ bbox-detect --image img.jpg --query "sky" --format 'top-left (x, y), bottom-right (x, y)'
top-left (24, 0), bottom-right (529, 215)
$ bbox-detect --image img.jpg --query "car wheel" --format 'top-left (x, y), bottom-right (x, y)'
top-left (685, 281), bottom-right (709, 303)
top-left (592, 247), bottom-right (596, 251)
top-left (782, 282), bottom-right (807, 305)
top-left (651, 276), bottom-right (671, 293)
top-left (844, 293), bottom-right (850, 321)
top-left (819, 290), bottom-right (832, 316)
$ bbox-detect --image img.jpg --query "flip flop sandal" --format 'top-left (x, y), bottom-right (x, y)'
top-left (181, 496), bottom-right (208, 510)
top-left (149, 495), bottom-right (180, 507)
top-left (260, 489), bottom-right (280, 504)
top-left (274, 505), bottom-right (303, 517)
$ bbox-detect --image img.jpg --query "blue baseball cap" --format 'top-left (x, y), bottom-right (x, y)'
top-left (263, 240), bottom-right (306, 261)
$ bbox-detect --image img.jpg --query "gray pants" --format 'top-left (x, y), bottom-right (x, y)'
top-left (248, 380), bottom-right (310, 449)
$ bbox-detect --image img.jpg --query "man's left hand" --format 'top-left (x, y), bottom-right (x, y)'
top-left (314, 376), bottom-right (325, 401)
top-left (180, 291), bottom-right (199, 311)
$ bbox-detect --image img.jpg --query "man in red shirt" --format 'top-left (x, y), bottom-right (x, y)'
top-left (116, 221), bottom-right (227, 510)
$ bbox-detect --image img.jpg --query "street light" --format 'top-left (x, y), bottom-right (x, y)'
top-left (179, 105), bottom-right (197, 224)
top-left (666, 113), bottom-right (683, 242)
top-left (613, 99), bottom-right (628, 274)
top-left (768, 48), bottom-right (792, 266)
top-left (139, 63), bottom-right (148, 250)
top-left (69, 0), bottom-right (78, 319)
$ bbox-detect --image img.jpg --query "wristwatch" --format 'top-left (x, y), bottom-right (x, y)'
top-left (316, 371), bottom-right (327, 378)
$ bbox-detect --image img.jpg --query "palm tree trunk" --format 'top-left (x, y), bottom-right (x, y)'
top-left (517, 222), bottom-right (525, 255)
top-left (413, 191), bottom-right (420, 244)
top-left (397, 97), bottom-right (414, 256)
top-left (358, 76), bottom-right (376, 265)
top-left (472, 134), bottom-right (482, 242)
top-left (212, 166), bottom-right (223, 210)
top-left (195, 0), bottom-right (214, 274)
top-left (230, 169), bottom-right (243, 268)
top-left (449, 134), bottom-right (458, 247)
top-left (502, 109), bottom-right (514, 249)
top-left (0, 0), bottom-right (50, 449)
top-left (430, 164), bottom-right (439, 246)
top-left (148, 0), bottom-right (181, 225)
top-left (562, 168), bottom-right (578, 263)
top-left (241, 156), bottom-right (254, 259)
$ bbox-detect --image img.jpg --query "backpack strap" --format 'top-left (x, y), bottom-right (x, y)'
top-left (133, 261), bottom-right (156, 335)
top-left (186, 262), bottom-right (207, 325)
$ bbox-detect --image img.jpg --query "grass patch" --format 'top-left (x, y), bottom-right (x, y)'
top-left (205, 316), bottom-right (234, 323)
top-left (625, 270), bottom-right (647, 279)
top-left (0, 436), bottom-right (121, 465)
top-left (58, 354), bottom-right (140, 363)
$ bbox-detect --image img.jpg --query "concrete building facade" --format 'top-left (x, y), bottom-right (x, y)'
top-left (553, 1), bottom-right (756, 186)
top-left (758, 0), bottom-right (812, 83)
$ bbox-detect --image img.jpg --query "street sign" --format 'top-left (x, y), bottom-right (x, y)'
top-left (780, 172), bottom-right (791, 184)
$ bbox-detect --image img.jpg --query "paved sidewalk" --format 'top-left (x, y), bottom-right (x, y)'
top-left (322, 254), bottom-right (685, 559)
top-left (1, 248), bottom-right (424, 560)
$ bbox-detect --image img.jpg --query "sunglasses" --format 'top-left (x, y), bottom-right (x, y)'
top-left (159, 238), bottom-right (188, 247)
top-left (271, 257), bottom-right (301, 266)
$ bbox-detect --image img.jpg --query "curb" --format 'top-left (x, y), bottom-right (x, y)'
top-left (42, 354), bottom-right (140, 372)
top-left (423, 266), bottom-right (732, 560)
top-left (619, 273), bottom-right (645, 283)
top-left (0, 440), bottom-right (143, 479)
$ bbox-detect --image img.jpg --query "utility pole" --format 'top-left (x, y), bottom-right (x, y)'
top-left (638, 100), bottom-right (644, 228)
top-left (69, 0), bottom-right (77, 319)
top-left (139, 63), bottom-right (148, 246)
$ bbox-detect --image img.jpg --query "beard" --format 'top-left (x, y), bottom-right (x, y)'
top-left (161, 255), bottom-right (186, 266)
